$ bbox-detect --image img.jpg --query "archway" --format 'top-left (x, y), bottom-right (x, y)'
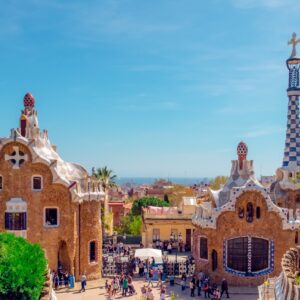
top-left (58, 241), bottom-right (70, 272)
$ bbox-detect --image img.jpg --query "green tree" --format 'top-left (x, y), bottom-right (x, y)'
top-left (209, 176), bottom-right (228, 190)
top-left (131, 196), bottom-right (170, 216)
top-left (0, 233), bottom-right (47, 300)
top-left (129, 215), bottom-right (142, 235)
top-left (116, 215), bottom-right (142, 235)
top-left (93, 166), bottom-right (117, 235)
top-left (93, 166), bottom-right (117, 212)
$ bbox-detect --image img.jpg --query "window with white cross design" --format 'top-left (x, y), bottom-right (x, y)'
top-left (4, 146), bottom-right (28, 169)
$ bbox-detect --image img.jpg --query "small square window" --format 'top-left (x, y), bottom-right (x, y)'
top-left (0, 176), bottom-right (3, 190)
top-left (32, 176), bottom-right (42, 191)
top-left (45, 208), bottom-right (58, 227)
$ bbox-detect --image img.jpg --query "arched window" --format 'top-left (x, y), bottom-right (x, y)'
top-left (296, 195), bottom-right (300, 203)
top-left (256, 207), bottom-right (261, 219)
top-left (296, 232), bottom-right (299, 244)
top-left (246, 203), bottom-right (254, 223)
top-left (238, 207), bottom-right (244, 218)
top-left (212, 249), bottom-right (218, 271)
top-left (226, 237), bottom-right (271, 276)
top-left (0, 176), bottom-right (3, 190)
top-left (89, 241), bottom-right (97, 263)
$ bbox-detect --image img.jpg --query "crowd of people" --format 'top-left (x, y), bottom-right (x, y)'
top-left (51, 269), bottom-right (74, 290)
top-left (180, 272), bottom-right (230, 299)
top-left (105, 273), bottom-right (136, 299)
top-left (103, 254), bottom-right (230, 299)
top-left (152, 232), bottom-right (190, 253)
top-left (104, 240), bottom-right (133, 256)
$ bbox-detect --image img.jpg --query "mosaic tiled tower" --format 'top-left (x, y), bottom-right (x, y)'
top-left (283, 33), bottom-right (300, 169)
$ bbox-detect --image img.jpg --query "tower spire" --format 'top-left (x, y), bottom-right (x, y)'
top-left (282, 33), bottom-right (300, 169)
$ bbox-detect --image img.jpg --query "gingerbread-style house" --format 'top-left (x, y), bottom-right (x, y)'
top-left (0, 93), bottom-right (104, 279)
top-left (192, 142), bottom-right (299, 286)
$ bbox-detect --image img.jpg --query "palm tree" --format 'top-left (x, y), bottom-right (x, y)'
top-left (93, 166), bottom-right (117, 233)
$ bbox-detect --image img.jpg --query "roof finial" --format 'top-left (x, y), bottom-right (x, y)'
top-left (288, 32), bottom-right (300, 58)
top-left (237, 141), bottom-right (248, 170)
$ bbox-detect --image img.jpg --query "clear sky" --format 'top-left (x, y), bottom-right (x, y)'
top-left (0, 0), bottom-right (299, 178)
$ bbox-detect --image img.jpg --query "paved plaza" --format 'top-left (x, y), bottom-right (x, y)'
top-left (56, 278), bottom-right (260, 300)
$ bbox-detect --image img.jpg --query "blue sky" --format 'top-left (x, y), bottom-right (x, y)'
top-left (0, 0), bottom-right (299, 178)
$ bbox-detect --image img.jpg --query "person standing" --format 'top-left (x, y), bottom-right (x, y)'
top-left (147, 268), bottom-right (154, 287)
top-left (122, 276), bottom-right (128, 296)
top-left (80, 274), bottom-right (87, 292)
top-left (189, 280), bottom-right (195, 297)
top-left (160, 285), bottom-right (166, 300)
top-left (203, 281), bottom-right (210, 298)
top-left (221, 278), bottom-right (230, 298)
top-left (181, 273), bottom-right (187, 291)
top-left (214, 287), bottom-right (220, 300)
top-left (196, 277), bottom-right (201, 296)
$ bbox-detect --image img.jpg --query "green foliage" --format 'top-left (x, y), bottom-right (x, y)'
top-left (116, 215), bottom-right (142, 235)
top-left (131, 197), bottom-right (170, 216)
top-left (92, 166), bottom-right (117, 191)
top-left (209, 176), bottom-right (228, 190)
top-left (0, 233), bottom-right (47, 300)
top-left (129, 215), bottom-right (142, 235)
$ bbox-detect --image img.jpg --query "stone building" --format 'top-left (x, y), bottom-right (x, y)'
top-left (192, 35), bottom-right (300, 286)
top-left (142, 201), bottom-right (196, 251)
top-left (0, 93), bottom-right (104, 279)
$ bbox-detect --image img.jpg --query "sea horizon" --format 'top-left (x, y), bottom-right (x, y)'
top-left (116, 177), bottom-right (211, 186)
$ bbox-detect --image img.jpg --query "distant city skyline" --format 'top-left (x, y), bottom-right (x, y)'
top-left (0, 0), bottom-right (299, 177)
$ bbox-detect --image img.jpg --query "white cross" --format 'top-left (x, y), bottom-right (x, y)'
top-left (5, 146), bottom-right (28, 169)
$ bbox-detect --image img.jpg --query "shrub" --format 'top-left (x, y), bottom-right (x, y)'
top-left (0, 233), bottom-right (47, 300)
top-left (131, 197), bottom-right (170, 216)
